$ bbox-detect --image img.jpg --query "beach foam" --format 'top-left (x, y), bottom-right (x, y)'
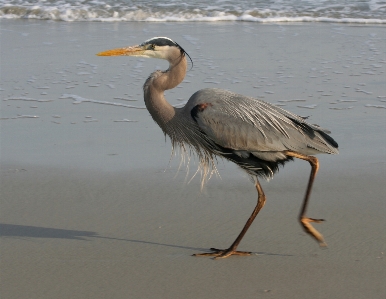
top-left (1, 0), bottom-right (385, 23)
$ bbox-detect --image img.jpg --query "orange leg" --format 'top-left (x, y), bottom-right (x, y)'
top-left (193, 179), bottom-right (266, 259)
top-left (285, 151), bottom-right (327, 247)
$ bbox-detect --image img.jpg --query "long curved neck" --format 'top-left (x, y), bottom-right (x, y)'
top-left (143, 54), bottom-right (187, 128)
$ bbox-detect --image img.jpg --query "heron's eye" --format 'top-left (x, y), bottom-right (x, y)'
top-left (150, 44), bottom-right (155, 50)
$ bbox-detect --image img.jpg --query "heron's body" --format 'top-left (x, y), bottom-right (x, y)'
top-left (98, 37), bottom-right (339, 259)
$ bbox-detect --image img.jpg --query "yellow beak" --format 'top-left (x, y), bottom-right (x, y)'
top-left (96, 45), bottom-right (145, 57)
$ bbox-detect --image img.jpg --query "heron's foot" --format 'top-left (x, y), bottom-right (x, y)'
top-left (193, 247), bottom-right (252, 259)
top-left (300, 217), bottom-right (327, 247)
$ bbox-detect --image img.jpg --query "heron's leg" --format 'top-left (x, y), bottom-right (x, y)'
top-left (193, 179), bottom-right (266, 259)
top-left (285, 151), bottom-right (327, 247)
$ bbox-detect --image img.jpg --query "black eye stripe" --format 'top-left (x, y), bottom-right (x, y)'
top-left (140, 37), bottom-right (194, 71)
top-left (141, 37), bottom-right (177, 48)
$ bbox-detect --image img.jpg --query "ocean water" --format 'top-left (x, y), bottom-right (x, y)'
top-left (0, 0), bottom-right (385, 23)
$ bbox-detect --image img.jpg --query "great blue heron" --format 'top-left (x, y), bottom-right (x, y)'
top-left (97, 37), bottom-right (339, 259)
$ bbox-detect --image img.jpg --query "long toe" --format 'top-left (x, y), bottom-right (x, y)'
top-left (300, 217), bottom-right (327, 247)
top-left (308, 217), bottom-right (325, 223)
top-left (193, 248), bottom-right (252, 259)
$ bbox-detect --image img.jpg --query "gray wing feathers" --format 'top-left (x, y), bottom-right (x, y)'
top-left (188, 88), bottom-right (338, 156)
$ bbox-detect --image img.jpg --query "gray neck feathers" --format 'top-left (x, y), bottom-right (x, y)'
top-left (143, 54), bottom-right (187, 130)
top-left (142, 53), bottom-right (218, 186)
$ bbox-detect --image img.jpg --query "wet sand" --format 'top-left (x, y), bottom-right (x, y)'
top-left (1, 20), bottom-right (385, 298)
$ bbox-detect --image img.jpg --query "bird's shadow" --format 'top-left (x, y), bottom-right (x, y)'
top-left (0, 223), bottom-right (96, 240)
top-left (0, 223), bottom-right (293, 257)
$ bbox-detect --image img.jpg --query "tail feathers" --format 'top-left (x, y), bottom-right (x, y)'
top-left (289, 117), bottom-right (339, 154)
top-left (317, 129), bottom-right (339, 149)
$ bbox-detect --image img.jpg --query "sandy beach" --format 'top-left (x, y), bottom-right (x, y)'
top-left (1, 20), bottom-right (385, 298)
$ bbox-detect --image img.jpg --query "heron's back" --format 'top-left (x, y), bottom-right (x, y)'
top-left (185, 88), bottom-right (338, 155)
top-left (183, 88), bottom-right (338, 178)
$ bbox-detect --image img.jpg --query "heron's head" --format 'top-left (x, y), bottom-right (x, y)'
top-left (97, 36), bottom-right (192, 66)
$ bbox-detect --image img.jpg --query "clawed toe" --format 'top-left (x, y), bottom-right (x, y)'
top-left (308, 217), bottom-right (325, 223)
top-left (193, 248), bottom-right (252, 259)
top-left (300, 217), bottom-right (327, 247)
